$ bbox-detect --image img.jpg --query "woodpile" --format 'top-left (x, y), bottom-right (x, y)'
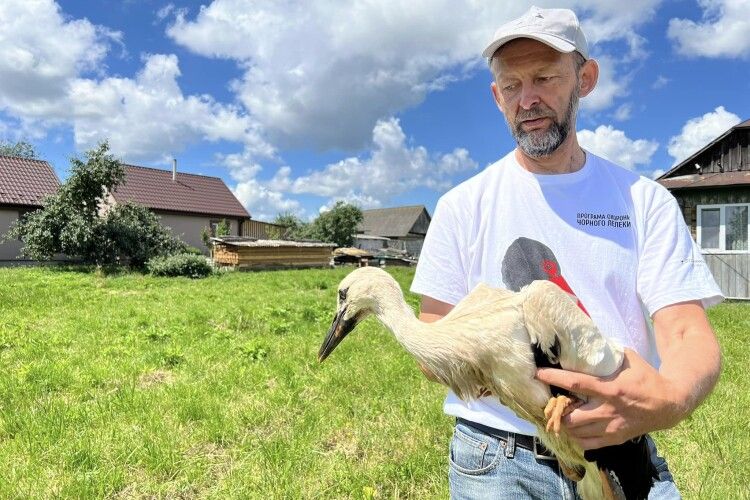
top-left (211, 237), bottom-right (335, 270)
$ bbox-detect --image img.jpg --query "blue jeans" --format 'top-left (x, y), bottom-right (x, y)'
top-left (449, 420), bottom-right (681, 499)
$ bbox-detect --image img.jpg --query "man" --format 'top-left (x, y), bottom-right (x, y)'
top-left (410, 6), bottom-right (723, 499)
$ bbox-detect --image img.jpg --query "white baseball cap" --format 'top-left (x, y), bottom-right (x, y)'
top-left (482, 6), bottom-right (589, 60)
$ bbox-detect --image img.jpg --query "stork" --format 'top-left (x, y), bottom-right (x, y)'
top-left (318, 267), bottom-right (658, 500)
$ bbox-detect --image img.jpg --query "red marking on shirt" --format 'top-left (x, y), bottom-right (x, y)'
top-left (541, 259), bottom-right (589, 316)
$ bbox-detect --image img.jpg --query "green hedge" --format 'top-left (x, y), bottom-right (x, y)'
top-left (146, 253), bottom-right (213, 278)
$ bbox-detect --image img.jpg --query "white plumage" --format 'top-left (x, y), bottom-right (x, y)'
top-left (318, 267), bottom-right (635, 499)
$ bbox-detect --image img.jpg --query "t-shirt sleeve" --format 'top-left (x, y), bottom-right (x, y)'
top-left (636, 192), bottom-right (724, 316)
top-left (410, 196), bottom-right (469, 306)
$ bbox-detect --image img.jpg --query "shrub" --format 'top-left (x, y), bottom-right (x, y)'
top-left (147, 253), bottom-right (213, 278)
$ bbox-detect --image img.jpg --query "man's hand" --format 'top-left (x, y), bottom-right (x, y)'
top-left (536, 348), bottom-right (685, 450)
top-left (537, 300), bottom-right (720, 450)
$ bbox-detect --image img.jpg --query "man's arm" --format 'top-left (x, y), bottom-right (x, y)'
top-left (417, 295), bottom-right (454, 382)
top-left (535, 300), bottom-right (721, 450)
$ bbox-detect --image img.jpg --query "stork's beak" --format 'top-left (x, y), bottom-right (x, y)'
top-left (318, 305), bottom-right (358, 362)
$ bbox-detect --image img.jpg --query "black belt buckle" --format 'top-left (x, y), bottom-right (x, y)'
top-left (533, 437), bottom-right (556, 460)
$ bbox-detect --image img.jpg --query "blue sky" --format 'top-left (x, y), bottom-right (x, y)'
top-left (1, 0), bottom-right (749, 220)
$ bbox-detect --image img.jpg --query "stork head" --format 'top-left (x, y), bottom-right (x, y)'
top-left (318, 267), bottom-right (395, 362)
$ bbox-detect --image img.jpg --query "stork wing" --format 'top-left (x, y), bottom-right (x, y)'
top-left (521, 280), bottom-right (623, 377)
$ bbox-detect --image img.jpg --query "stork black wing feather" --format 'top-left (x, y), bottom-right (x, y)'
top-left (584, 436), bottom-right (659, 500)
top-left (531, 337), bottom-right (569, 398)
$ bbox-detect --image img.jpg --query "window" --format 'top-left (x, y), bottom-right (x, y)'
top-left (697, 204), bottom-right (750, 252)
top-left (209, 220), bottom-right (221, 237)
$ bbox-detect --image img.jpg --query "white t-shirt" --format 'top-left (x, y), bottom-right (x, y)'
top-left (410, 150), bottom-right (723, 435)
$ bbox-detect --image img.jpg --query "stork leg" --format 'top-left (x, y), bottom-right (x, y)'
top-left (543, 395), bottom-right (576, 435)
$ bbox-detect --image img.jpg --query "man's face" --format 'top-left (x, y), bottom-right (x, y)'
top-left (491, 39), bottom-right (581, 158)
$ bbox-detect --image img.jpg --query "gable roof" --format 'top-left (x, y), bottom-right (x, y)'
top-left (657, 118), bottom-right (750, 180)
top-left (359, 205), bottom-right (430, 238)
top-left (111, 164), bottom-right (250, 218)
top-left (0, 155), bottom-right (60, 207)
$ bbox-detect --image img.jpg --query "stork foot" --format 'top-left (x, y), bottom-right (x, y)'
top-left (543, 395), bottom-right (576, 436)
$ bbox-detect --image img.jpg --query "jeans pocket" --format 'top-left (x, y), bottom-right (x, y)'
top-left (449, 423), bottom-right (504, 475)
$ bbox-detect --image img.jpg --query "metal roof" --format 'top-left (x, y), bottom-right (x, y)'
top-left (359, 205), bottom-right (430, 238)
top-left (111, 164), bottom-right (250, 218)
top-left (657, 118), bottom-right (750, 180)
top-left (0, 155), bottom-right (60, 207)
top-left (657, 171), bottom-right (750, 190)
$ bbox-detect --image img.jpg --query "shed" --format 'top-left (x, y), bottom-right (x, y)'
top-left (656, 118), bottom-right (750, 298)
top-left (0, 155), bottom-right (61, 263)
top-left (358, 205), bottom-right (431, 257)
top-left (211, 237), bottom-right (335, 270)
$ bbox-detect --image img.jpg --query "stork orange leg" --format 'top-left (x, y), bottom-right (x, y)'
top-left (543, 395), bottom-right (577, 436)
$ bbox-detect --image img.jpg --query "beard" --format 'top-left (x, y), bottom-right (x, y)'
top-left (507, 89), bottom-right (579, 158)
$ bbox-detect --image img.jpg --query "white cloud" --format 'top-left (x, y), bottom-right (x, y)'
top-left (227, 118), bottom-right (478, 219)
top-left (652, 75), bottom-right (669, 89)
top-left (613, 103), bottom-right (632, 121)
top-left (68, 54), bottom-right (271, 162)
top-left (667, 106), bottom-right (741, 163)
top-left (289, 117), bottom-right (477, 202)
top-left (167, 0), bottom-right (662, 150)
top-left (578, 125), bottom-right (658, 169)
top-left (0, 0), bottom-right (116, 120)
top-left (651, 168), bottom-right (665, 179)
top-left (668, 0), bottom-right (750, 58)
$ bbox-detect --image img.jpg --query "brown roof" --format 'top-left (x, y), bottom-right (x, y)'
top-left (359, 205), bottom-right (430, 238)
top-left (111, 164), bottom-right (250, 218)
top-left (0, 155), bottom-right (60, 206)
top-left (657, 171), bottom-right (750, 190)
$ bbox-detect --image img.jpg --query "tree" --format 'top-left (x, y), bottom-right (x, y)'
top-left (271, 212), bottom-right (306, 240)
top-left (311, 201), bottom-right (363, 247)
top-left (216, 218), bottom-right (231, 237)
top-left (0, 140), bottom-right (37, 159)
top-left (6, 141), bottom-right (185, 267)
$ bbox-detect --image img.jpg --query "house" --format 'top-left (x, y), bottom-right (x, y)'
top-left (357, 205), bottom-right (431, 257)
top-left (108, 162), bottom-right (250, 252)
top-left (656, 118), bottom-right (750, 299)
top-left (0, 156), bottom-right (61, 262)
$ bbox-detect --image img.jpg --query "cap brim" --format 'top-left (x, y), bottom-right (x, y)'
top-left (482, 33), bottom-right (577, 58)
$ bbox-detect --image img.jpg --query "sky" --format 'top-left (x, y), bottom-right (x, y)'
top-left (1, 0), bottom-right (749, 221)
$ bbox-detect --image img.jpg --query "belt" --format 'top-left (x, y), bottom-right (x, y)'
top-left (456, 418), bottom-right (556, 460)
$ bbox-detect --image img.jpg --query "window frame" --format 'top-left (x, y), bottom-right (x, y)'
top-left (697, 203), bottom-right (750, 254)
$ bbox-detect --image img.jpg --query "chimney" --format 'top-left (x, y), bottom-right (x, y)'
top-left (172, 158), bottom-right (177, 181)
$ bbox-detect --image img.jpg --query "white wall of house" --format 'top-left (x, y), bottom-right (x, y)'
top-left (0, 208), bottom-right (23, 261)
top-left (157, 212), bottom-right (239, 253)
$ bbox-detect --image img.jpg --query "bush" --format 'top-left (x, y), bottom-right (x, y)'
top-left (147, 253), bottom-right (213, 278)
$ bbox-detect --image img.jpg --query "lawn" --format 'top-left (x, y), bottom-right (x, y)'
top-left (0, 266), bottom-right (747, 499)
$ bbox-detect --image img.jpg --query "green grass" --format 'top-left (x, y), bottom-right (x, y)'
top-left (0, 266), bottom-right (747, 499)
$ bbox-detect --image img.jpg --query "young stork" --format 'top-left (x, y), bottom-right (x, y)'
top-left (318, 267), bottom-right (658, 500)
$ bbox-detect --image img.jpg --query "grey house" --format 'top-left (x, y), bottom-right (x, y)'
top-left (0, 156), bottom-right (61, 263)
top-left (357, 205), bottom-right (431, 257)
top-left (657, 118), bottom-right (750, 299)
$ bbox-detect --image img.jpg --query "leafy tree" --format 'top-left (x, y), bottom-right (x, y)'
top-left (0, 140), bottom-right (37, 159)
top-left (216, 218), bottom-right (231, 237)
top-left (311, 201), bottom-right (363, 247)
top-left (6, 141), bottom-right (185, 267)
top-left (270, 212), bottom-right (305, 239)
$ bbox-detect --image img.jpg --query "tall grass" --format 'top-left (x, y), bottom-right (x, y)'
top-left (0, 266), bottom-right (746, 498)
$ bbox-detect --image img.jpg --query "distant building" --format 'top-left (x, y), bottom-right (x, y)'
top-left (0, 156), bottom-right (61, 263)
top-left (107, 162), bottom-right (250, 253)
top-left (357, 205), bottom-right (431, 257)
top-left (657, 118), bottom-right (750, 298)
